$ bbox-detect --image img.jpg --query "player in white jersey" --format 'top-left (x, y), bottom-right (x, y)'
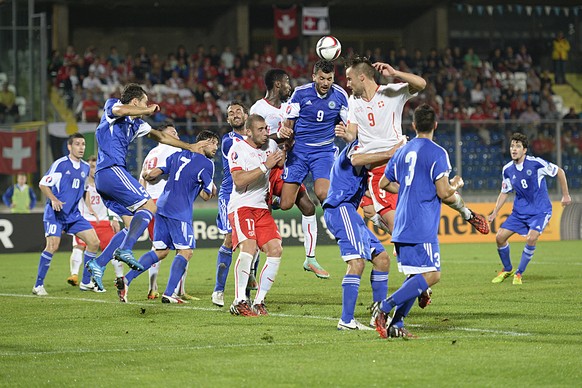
top-left (227, 114), bottom-right (284, 316)
top-left (250, 68), bottom-right (328, 278)
top-left (488, 132), bottom-right (571, 285)
top-left (68, 155), bottom-right (124, 291)
top-left (339, 55), bottom-right (490, 236)
top-left (138, 123), bottom-right (190, 300)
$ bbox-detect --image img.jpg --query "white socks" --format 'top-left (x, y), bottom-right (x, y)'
top-left (254, 257), bottom-right (281, 305)
top-left (302, 215), bottom-right (317, 257)
top-left (448, 192), bottom-right (472, 220)
top-left (234, 252), bottom-right (254, 302)
top-left (70, 247), bottom-right (83, 275)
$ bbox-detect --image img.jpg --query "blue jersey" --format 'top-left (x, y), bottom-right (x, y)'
top-left (323, 141), bottom-right (368, 209)
top-left (500, 156), bottom-right (558, 217)
top-left (285, 83), bottom-right (348, 152)
top-left (218, 131), bottom-right (245, 198)
top-left (385, 137), bottom-right (451, 244)
top-left (39, 156), bottom-right (90, 223)
top-left (157, 150), bottom-right (215, 223)
top-left (95, 98), bottom-right (152, 172)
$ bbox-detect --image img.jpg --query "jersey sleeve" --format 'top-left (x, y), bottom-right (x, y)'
top-left (135, 120), bottom-right (152, 138)
top-left (284, 89), bottom-right (301, 120)
top-left (159, 152), bottom-right (177, 175)
top-left (199, 159), bottom-right (215, 193)
top-left (501, 167), bottom-right (513, 193)
top-left (534, 157), bottom-right (559, 178)
top-left (228, 141), bottom-right (245, 172)
top-left (39, 160), bottom-right (64, 187)
top-left (384, 153), bottom-right (398, 183)
top-left (104, 99), bottom-right (121, 124)
top-left (221, 136), bottom-right (234, 160)
top-left (431, 148), bottom-right (452, 182)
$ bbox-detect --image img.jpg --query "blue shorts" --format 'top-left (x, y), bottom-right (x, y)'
top-left (501, 212), bottom-right (552, 236)
top-left (283, 147), bottom-right (335, 184)
top-left (152, 214), bottom-right (195, 250)
top-left (216, 195), bottom-right (231, 234)
top-left (43, 213), bottom-right (93, 237)
top-left (324, 204), bottom-right (385, 262)
top-left (95, 166), bottom-right (150, 217)
top-left (394, 242), bottom-right (441, 275)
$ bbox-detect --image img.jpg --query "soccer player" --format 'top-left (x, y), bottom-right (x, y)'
top-left (250, 69), bottom-right (326, 278)
top-left (323, 138), bottom-right (400, 331)
top-left (68, 155), bottom-right (124, 291)
top-left (278, 60), bottom-right (348, 212)
top-left (85, 83), bottom-right (210, 291)
top-left (211, 101), bottom-right (248, 307)
top-left (138, 123), bottom-right (181, 300)
top-left (341, 55), bottom-right (489, 236)
top-left (116, 130), bottom-right (218, 303)
top-left (228, 114), bottom-right (284, 316)
top-left (487, 132), bottom-right (571, 285)
top-left (32, 133), bottom-right (100, 296)
top-left (375, 104), bottom-right (464, 339)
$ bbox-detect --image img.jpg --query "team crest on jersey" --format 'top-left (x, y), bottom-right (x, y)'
top-left (81, 172), bottom-right (86, 178)
top-left (526, 170), bottom-right (532, 176)
top-left (328, 101), bottom-right (336, 109)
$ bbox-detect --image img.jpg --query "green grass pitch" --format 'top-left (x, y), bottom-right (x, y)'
top-left (1, 241), bottom-right (581, 386)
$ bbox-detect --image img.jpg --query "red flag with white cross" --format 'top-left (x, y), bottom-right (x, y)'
top-left (274, 6), bottom-right (298, 40)
top-left (0, 130), bottom-right (37, 173)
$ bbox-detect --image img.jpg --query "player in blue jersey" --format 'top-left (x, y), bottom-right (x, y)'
top-left (32, 133), bottom-right (100, 296)
top-left (488, 132), bottom-right (571, 285)
top-left (323, 138), bottom-right (401, 331)
top-left (374, 104), bottom-right (465, 339)
top-left (85, 83), bottom-right (210, 291)
top-left (115, 130), bottom-right (219, 303)
top-left (279, 59), bottom-right (349, 210)
top-left (211, 101), bottom-right (248, 307)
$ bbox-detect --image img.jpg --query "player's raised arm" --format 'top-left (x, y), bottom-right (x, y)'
top-left (112, 102), bottom-right (159, 118)
top-left (350, 138), bottom-right (405, 167)
top-left (373, 62), bottom-right (427, 94)
top-left (147, 129), bottom-right (213, 154)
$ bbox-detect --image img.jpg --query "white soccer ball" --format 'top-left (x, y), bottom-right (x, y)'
top-left (316, 36), bottom-right (342, 61)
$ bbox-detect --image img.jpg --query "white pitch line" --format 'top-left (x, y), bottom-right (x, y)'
top-left (0, 292), bottom-right (530, 338)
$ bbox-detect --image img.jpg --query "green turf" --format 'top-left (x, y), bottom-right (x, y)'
top-left (1, 241), bottom-right (581, 386)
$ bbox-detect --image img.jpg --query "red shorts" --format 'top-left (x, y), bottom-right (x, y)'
top-left (74, 220), bottom-right (116, 251)
top-left (368, 165), bottom-right (398, 216)
top-left (359, 194), bottom-right (373, 208)
top-left (269, 166), bottom-right (306, 200)
top-left (228, 207), bottom-right (281, 250)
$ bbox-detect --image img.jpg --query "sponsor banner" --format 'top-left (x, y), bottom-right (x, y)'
top-left (0, 202), bottom-right (573, 253)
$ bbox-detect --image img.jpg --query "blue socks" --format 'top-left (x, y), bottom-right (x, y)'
top-left (498, 243), bottom-right (512, 271)
top-left (370, 270), bottom-right (388, 302)
top-left (164, 255), bottom-right (188, 296)
top-left (341, 274), bottom-right (361, 323)
top-left (81, 251), bottom-right (97, 284)
top-left (516, 244), bottom-right (536, 275)
top-left (125, 250), bottom-right (159, 285)
top-left (120, 209), bottom-right (153, 251)
top-left (96, 229), bottom-right (127, 267)
top-left (214, 245), bottom-right (232, 292)
top-left (380, 274), bottom-right (429, 313)
top-left (35, 251), bottom-right (53, 287)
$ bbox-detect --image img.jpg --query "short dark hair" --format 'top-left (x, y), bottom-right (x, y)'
top-left (87, 155), bottom-right (97, 162)
top-left (313, 59), bottom-right (335, 75)
top-left (511, 132), bottom-right (529, 149)
top-left (413, 104), bottom-right (437, 133)
top-left (345, 55), bottom-right (375, 79)
top-left (265, 69), bottom-right (288, 90)
top-left (120, 83), bottom-right (147, 104)
top-left (68, 132), bottom-right (85, 145)
top-left (245, 114), bottom-right (266, 130)
top-left (196, 129), bottom-right (219, 143)
top-left (157, 122), bottom-right (176, 132)
top-left (226, 100), bottom-right (248, 114)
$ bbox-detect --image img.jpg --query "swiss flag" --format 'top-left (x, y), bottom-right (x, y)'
top-left (274, 6), bottom-right (298, 40)
top-left (302, 6), bottom-right (330, 35)
top-left (0, 130), bottom-right (37, 174)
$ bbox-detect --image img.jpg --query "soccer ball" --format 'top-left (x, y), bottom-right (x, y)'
top-left (315, 36), bottom-right (342, 61)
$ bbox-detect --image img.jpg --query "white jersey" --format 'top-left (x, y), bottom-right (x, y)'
top-left (78, 183), bottom-right (118, 222)
top-left (227, 138), bottom-right (278, 212)
top-left (250, 98), bottom-right (287, 136)
top-left (140, 143), bottom-right (181, 199)
top-left (348, 83), bottom-right (415, 155)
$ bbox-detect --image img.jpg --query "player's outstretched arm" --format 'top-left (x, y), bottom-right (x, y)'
top-left (556, 167), bottom-right (572, 207)
top-left (112, 103), bottom-right (159, 118)
top-left (351, 138), bottom-right (406, 167)
top-left (39, 184), bottom-right (64, 212)
top-left (436, 175), bottom-right (463, 200)
top-left (487, 192), bottom-right (509, 222)
top-left (142, 167), bottom-right (163, 182)
top-left (373, 62), bottom-right (426, 94)
top-left (379, 175), bottom-right (399, 194)
top-left (148, 130), bottom-right (213, 154)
